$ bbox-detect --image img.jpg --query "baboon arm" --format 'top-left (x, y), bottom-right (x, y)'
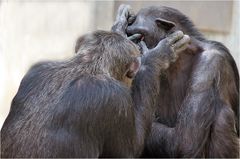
top-left (146, 51), bottom-right (239, 157)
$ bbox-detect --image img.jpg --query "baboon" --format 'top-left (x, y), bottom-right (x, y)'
top-left (1, 30), bottom-right (190, 157)
top-left (113, 4), bottom-right (239, 158)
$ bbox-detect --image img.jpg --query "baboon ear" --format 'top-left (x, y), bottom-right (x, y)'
top-left (126, 57), bottom-right (141, 78)
top-left (155, 18), bottom-right (176, 31)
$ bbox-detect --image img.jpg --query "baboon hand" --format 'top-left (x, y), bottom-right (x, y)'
top-left (111, 4), bottom-right (135, 37)
top-left (139, 31), bottom-right (190, 69)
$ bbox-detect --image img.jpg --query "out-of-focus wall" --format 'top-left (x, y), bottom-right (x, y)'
top-left (0, 0), bottom-right (114, 127)
top-left (0, 1), bottom-right (239, 128)
top-left (203, 1), bottom-right (240, 69)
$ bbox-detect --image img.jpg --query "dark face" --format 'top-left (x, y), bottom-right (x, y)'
top-left (126, 8), bottom-right (176, 49)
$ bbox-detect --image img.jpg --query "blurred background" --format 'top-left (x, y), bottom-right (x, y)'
top-left (0, 0), bottom-right (239, 128)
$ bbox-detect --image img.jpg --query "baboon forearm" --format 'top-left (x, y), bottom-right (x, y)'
top-left (132, 62), bottom-right (162, 151)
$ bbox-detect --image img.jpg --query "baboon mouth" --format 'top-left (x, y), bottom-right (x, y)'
top-left (128, 34), bottom-right (146, 54)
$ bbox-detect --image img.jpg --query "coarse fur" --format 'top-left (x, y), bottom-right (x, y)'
top-left (1, 31), bottom-right (138, 157)
top-left (1, 30), bottom-right (177, 157)
top-left (126, 6), bottom-right (239, 158)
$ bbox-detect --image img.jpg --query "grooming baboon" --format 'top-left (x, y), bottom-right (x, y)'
top-left (1, 30), bottom-right (189, 157)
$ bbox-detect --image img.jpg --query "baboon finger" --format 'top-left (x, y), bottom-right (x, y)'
top-left (128, 15), bottom-right (136, 24)
top-left (128, 9), bottom-right (136, 24)
top-left (128, 34), bottom-right (142, 41)
top-left (139, 41), bottom-right (149, 54)
top-left (116, 4), bottom-right (130, 21)
top-left (172, 35), bottom-right (190, 51)
top-left (176, 44), bottom-right (189, 53)
top-left (167, 31), bottom-right (184, 45)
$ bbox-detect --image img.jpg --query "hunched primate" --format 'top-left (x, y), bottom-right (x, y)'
top-left (1, 30), bottom-right (190, 157)
top-left (113, 4), bottom-right (239, 158)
